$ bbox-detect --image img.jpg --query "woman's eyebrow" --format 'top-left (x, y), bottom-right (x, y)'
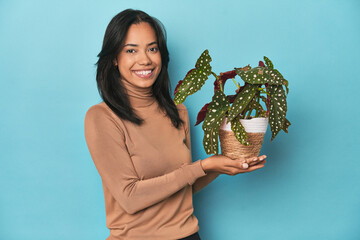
top-left (123, 41), bottom-right (158, 47)
top-left (147, 41), bottom-right (158, 46)
top-left (124, 43), bottom-right (138, 47)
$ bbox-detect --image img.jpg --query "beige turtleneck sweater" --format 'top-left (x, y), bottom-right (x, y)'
top-left (84, 80), bottom-right (213, 240)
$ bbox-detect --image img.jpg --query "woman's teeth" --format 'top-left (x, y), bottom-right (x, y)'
top-left (134, 70), bottom-right (152, 77)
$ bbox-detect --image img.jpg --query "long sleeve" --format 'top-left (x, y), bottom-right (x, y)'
top-left (182, 107), bottom-right (220, 194)
top-left (84, 105), bottom-right (206, 215)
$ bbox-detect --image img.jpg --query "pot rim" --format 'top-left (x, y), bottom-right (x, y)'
top-left (220, 117), bottom-right (269, 133)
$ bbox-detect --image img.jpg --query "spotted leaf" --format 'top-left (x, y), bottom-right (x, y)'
top-left (268, 85), bottom-right (287, 141)
top-left (282, 117), bottom-right (291, 133)
top-left (227, 84), bottom-right (258, 122)
top-left (173, 80), bottom-right (183, 95)
top-left (203, 127), bottom-right (221, 155)
top-left (236, 67), bottom-right (267, 85)
top-left (231, 116), bottom-right (250, 145)
top-left (264, 56), bottom-right (273, 69)
top-left (203, 90), bottom-right (230, 129)
top-left (236, 66), bottom-right (284, 86)
top-left (202, 90), bottom-right (230, 155)
top-left (174, 50), bottom-right (212, 104)
top-left (262, 68), bottom-right (285, 85)
top-left (273, 68), bottom-right (289, 94)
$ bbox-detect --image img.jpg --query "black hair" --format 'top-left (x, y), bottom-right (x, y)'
top-left (96, 9), bottom-right (183, 128)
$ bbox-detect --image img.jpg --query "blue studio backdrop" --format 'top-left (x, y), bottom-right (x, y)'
top-left (1, 0), bottom-right (359, 239)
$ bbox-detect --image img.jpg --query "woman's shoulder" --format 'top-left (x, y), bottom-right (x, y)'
top-left (84, 102), bottom-right (128, 134)
top-left (86, 102), bottom-right (109, 115)
top-left (85, 102), bottom-right (118, 122)
top-left (175, 103), bottom-right (190, 125)
top-left (175, 103), bottom-right (188, 112)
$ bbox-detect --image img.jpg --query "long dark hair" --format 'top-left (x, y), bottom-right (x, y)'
top-left (96, 9), bottom-right (183, 128)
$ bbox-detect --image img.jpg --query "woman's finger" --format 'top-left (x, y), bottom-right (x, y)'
top-left (236, 155), bottom-right (267, 164)
top-left (246, 161), bottom-right (266, 172)
top-left (249, 159), bottom-right (265, 166)
top-left (247, 155), bottom-right (267, 166)
top-left (259, 155), bottom-right (267, 161)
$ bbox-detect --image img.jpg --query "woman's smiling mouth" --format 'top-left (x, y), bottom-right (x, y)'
top-left (132, 69), bottom-right (154, 78)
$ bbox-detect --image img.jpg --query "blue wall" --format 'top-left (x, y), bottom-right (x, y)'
top-left (1, 0), bottom-right (359, 239)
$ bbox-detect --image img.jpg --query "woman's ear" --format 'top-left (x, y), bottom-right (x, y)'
top-left (113, 59), bottom-right (118, 66)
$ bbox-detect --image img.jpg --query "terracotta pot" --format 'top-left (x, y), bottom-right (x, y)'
top-left (219, 117), bottom-right (268, 159)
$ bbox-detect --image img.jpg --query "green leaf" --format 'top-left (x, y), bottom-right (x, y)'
top-left (263, 57), bottom-right (289, 91)
top-left (231, 116), bottom-right (250, 145)
top-left (275, 69), bottom-right (289, 94)
top-left (262, 68), bottom-right (284, 85)
top-left (264, 56), bottom-right (273, 69)
top-left (203, 127), bottom-right (220, 155)
top-left (202, 90), bottom-right (230, 155)
top-left (174, 50), bottom-right (212, 104)
top-left (268, 85), bottom-right (287, 141)
top-left (282, 117), bottom-right (291, 133)
top-left (236, 65), bottom-right (285, 86)
top-left (227, 84), bottom-right (258, 122)
top-left (202, 91), bottom-right (230, 129)
top-left (236, 67), bottom-right (268, 85)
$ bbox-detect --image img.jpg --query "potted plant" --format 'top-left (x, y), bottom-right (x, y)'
top-left (173, 50), bottom-right (290, 159)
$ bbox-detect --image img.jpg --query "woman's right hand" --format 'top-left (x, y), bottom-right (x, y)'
top-left (200, 154), bottom-right (267, 176)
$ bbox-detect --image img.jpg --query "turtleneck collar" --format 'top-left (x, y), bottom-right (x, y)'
top-left (121, 79), bottom-right (156, 108)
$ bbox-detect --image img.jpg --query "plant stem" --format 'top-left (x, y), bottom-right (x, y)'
top-left (255, 92), bottom-right (260, 117)
top-left (265, 83), bottom-right (270, 117)
top-left (211, 72), bottom-right (218, 80)
top-left (211, 72), bottom-right (223, 92)
top-left (247, 109), bottom-right (252, 118)
top-left (232, 78), bottom-right (239, 88)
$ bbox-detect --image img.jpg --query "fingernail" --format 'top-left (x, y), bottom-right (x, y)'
top-left (252, 158), bottom-right (257, 162)
top-left (242, 163), bottom-right (249, 169)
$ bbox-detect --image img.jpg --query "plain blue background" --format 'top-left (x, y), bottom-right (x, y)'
top-left (1, 0), bottom-right (359, 239)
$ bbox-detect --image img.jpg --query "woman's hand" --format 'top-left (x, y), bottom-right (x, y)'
top-left (200, 154), bottom-right (267, 176)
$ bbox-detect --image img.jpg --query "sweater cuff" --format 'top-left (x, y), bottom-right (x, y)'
top-left (182, 160), bottom-right (207, 185)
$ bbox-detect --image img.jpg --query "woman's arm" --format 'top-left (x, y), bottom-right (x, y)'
top-left (84, 106), bottom-right (206, 214)
top-left (192, 171), bottom-right (220, 194)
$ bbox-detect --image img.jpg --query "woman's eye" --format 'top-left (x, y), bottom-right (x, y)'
top-left (126, 49), bottom-right (136, 53)
top-left (149, 47), bottom-right (159, 53)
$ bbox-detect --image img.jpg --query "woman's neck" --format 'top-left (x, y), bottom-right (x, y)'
top-left (121, 79), bottom-right (156, 108)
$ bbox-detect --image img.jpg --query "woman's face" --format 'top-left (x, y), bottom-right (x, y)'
top-left (115, 22), bottom-right (162, 89)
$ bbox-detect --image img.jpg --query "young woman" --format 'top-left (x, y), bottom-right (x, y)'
top-left (84, 9), bottom-right (266, 240)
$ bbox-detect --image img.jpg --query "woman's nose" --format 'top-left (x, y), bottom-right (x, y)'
top-left (138, 51), bottom-right (152, 65)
